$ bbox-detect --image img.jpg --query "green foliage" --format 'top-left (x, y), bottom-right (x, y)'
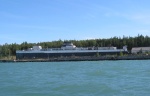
top-left (96, 52), bottom-right (100, 57)
top-left (0, 34), bottom-right (150, 57)
top-left (144, 51), bottom-right (150, 55)
top-left (119, 51), bottom-right (123, 56)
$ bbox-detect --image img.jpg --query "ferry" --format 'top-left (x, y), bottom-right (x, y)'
top-left (16, 42), bottom-right (128, 59)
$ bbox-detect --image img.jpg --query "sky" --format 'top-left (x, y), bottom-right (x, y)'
top-left (0, 0), bottom-right (150, 44)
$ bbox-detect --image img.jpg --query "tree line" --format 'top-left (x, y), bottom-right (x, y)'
top-left (0, 34), bottom-right (150, 57)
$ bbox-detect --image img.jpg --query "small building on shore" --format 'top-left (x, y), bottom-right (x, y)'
top-left (132, 47), bottom-right (150, 54)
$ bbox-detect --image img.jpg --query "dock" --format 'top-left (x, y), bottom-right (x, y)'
top-left (0, 55), bottom-right (150, 63)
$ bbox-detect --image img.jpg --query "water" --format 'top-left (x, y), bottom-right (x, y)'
top-left (0, 60), bottom-right (150, 96)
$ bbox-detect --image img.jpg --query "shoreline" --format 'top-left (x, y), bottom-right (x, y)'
top-left (1, 55), bottom-right (150, 62)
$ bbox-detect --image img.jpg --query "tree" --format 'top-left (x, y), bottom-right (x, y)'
top-left (119, 51), bottom-right (123, 56)
top-left (0, 34), bottom-right (150, 58)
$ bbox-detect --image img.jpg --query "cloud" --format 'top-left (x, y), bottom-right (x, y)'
top-left (0, 34), bottom-right (24, 44)
top-left (136, 29), bottom-right (150, 36)
top-left (84, 37), bottom-right (97, 40)
top-left (103, 11), bottom-right (150, 24)
top-left (0, 11), bottom-right (26, 19)
top-left (128, 13), bottom-right (150, 24)
top-left (137, 29), bottom-right (150, 33)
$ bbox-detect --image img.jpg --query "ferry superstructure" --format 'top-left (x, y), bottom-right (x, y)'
top-left (16, 42), bottom-right (128, 59)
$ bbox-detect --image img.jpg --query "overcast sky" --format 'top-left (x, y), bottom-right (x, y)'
top-left (0, 0), bottom-right (150, 44)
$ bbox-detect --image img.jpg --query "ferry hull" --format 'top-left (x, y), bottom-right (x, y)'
top-left (16, 51), bottom-right (128, 59)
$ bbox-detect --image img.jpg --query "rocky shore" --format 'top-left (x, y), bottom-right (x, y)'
top-left (0, 55), bottom-right (150, 62)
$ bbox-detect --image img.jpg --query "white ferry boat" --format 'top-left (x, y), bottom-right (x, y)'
top-left (16, 42), bottom-right (128, 59)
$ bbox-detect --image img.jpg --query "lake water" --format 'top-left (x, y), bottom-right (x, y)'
top-left (0, 60), bottom-right (150, 96)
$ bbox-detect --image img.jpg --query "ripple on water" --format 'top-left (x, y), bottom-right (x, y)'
top-left (0, 60), bottom-right (150, 96)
